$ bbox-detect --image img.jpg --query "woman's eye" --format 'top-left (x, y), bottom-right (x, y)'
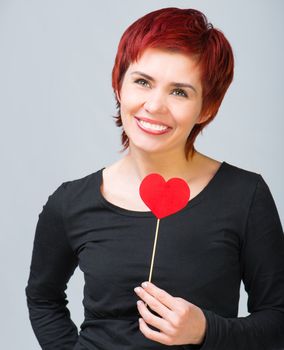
top-left (134, 79), bottom-right (188, 98)
top-left (134, 78), bottom-right (150, 87)
top-left (172, 89), bottom-right (188, 98)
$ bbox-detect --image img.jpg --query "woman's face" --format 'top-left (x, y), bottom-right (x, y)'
top-left (117, 47), bottom-right (205, 156)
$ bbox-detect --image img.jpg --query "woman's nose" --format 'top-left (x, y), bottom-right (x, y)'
top-left (143, 90), bottom-right (168, 115)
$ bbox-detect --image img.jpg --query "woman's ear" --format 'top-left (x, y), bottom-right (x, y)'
top-left (115, 90), bottom-right (121, 103)
top-left (196, 113), bottom-right (210, 125)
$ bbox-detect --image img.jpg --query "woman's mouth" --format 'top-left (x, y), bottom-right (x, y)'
top-left (135, 117), bottom-right (171, 135)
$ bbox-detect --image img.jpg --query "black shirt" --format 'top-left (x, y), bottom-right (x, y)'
top-left (25, 161), bottom-right (284, 349)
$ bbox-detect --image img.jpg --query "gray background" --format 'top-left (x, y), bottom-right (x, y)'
top-left (0, 0), bottom-right (283, 348)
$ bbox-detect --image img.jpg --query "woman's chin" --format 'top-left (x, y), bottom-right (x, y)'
top-left (129, 140), bottom-right (163, 154)
top-left (129, 139), bottom-right (179, 156)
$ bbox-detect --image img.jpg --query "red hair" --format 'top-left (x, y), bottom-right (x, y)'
top-left (111, 7), bottom-right (234, 159)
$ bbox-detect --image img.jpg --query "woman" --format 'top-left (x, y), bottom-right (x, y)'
top-left (25, 7), bottom-right (284, 350)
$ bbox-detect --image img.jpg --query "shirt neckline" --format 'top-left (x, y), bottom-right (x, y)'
top-left (95, 161), bottom-right (227, 217)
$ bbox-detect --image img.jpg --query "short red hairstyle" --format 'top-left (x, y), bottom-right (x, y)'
top-left (111, 7), bottom-right (234, 159)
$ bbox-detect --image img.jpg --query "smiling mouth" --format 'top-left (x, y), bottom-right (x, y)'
top-left (135, 117), bottom-right (171, 135)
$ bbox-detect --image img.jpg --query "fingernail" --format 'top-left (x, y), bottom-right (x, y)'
top-left (142, 282), bottom-right (148, 288)
top-left (134, 287), bottom-right (141, 293)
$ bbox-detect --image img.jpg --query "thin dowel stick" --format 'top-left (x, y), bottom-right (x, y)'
top-left (148, 218), bottom-right (160, 283)
top-left (145, 218), bottom-right (160, 308)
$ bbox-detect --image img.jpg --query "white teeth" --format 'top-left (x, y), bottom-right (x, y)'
top-left (138, 119), bottom-right (168, 131)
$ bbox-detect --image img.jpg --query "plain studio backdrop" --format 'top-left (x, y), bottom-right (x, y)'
top-left (0, 0), bottom-right (283, 348)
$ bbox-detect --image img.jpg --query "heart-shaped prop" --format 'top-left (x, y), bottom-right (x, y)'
top-left (139, 173), bottom-right (190, 219)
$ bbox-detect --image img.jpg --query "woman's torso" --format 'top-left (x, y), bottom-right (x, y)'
top-left (63, 156), bottom-right (260, 349)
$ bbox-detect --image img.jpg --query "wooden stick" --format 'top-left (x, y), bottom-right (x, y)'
top-left (148, 218), bottom-right (160, 283)
top-left (145, 218), bottom-right (160, 308)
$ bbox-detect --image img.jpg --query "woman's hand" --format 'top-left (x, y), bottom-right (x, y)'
top-left (134, 281), bottom-right (207, 346)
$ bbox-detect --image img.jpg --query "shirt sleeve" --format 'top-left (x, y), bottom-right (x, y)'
top-left (25, 182), bottom-right (79, 350)
top-left (188, 175), bottom-right (284, 350)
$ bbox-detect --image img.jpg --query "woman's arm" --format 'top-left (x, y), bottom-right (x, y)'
top-left (196, 175), bottom-right (284, 350)
top-left (25, 182), bottom-right (79, 350)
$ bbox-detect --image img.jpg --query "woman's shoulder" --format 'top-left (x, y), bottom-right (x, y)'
top-left (63, 167), bottom-right (103, 187)
top-left (222, 161), bottom-right (261, 181)
top-left (197, 153), bottom-right (262, 189)
top-left (218, 161), bottom-right (271, 204)
top-left (51, 167), bottom-right (104, 205)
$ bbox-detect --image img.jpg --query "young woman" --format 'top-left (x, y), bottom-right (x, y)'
top-left (25, 7), bottom-right (284, 350)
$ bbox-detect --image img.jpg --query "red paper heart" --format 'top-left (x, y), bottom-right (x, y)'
top-left (139, 173), bottom-right (190, 219)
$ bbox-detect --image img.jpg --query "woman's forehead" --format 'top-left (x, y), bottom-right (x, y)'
top-left (126, 48), bottom-right (202, 85)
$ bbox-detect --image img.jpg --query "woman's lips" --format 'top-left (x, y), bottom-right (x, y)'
top-left (134, 117), bottom-right (171, 135)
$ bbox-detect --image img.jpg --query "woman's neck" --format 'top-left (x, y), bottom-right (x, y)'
top-left (119, 146), bottom-right (200, 183)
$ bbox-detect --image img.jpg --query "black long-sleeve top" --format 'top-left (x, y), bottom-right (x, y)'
top-left (25, 161), bottom-right (284, 349)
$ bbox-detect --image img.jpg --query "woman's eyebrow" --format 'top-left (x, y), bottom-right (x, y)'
top-left (130, 70), bottom-right (197, 93)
